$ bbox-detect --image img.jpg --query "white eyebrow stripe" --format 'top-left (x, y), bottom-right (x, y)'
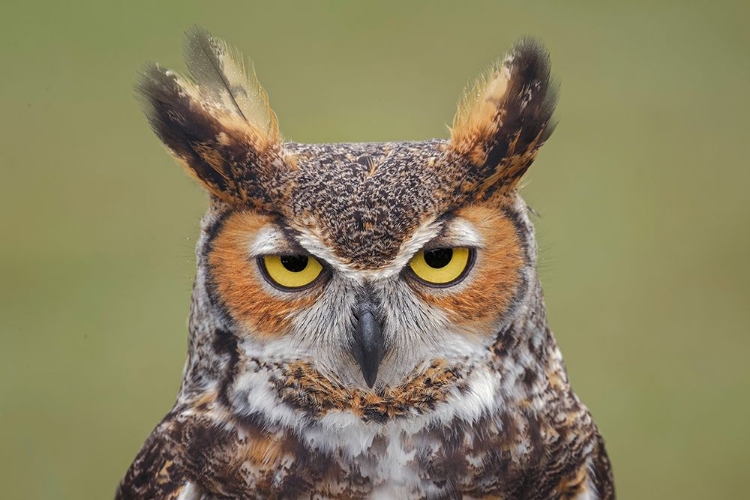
top-left (248, 226), bottom-right (291, 257)
top-left (372, 217), bottom-right (443, 279)
top-left (440, 217), bottom-right (485, 248)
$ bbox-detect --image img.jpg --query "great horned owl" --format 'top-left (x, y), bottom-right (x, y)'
top-left (117, 28), bottom-right (614, 500)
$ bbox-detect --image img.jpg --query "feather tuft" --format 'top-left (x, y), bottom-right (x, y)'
top-left (183, 26), bottom-right (279, 142)
top-left (449, 38), bottom-right (558, 194)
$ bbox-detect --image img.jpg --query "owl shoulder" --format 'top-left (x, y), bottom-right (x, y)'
top-left (116, 412), bottom-right (191, 500)
top-left (589, 431), bottom-right (616, 500)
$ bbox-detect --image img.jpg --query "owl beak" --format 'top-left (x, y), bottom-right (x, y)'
top-left (352, 300), bottom-right (385, 389)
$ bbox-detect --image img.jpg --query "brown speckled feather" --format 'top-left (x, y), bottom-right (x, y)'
top-left (116, 413), bottom-right (189, 500)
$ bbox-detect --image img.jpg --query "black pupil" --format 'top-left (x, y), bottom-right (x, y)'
top-left (424, 248), bottom-right (453, 269)
top-left (280, 255), bottom-right (309, 273)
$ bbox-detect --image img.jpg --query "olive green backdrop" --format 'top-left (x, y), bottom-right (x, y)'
top-left (1, 1), bottom-right (748, 498)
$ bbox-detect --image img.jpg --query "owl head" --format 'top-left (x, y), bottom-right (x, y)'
top-left (138, 28), bottom-right (556, 415)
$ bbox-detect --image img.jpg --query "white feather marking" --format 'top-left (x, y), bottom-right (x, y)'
top-left (577, 457), bottom-right (602, 500)
top-left (441, 217), bottom-right (485, 248)
top-left (228, 328), bottom-right (502, 457)
top-left (575, 481), bottom-right (600, 500)
top-left (175, 482), bottom-right (202, 500)
top-left (248, 225), bottom-right (293, 256)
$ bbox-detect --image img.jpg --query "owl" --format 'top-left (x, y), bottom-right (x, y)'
top-left (117, 28), bottom-right (614, 500)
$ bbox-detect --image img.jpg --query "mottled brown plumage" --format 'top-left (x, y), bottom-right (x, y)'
top-left (118, 28), bottom-right (614, 499)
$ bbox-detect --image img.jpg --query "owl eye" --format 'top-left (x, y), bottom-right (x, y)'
top-left (408, 247), bottom-right (474, 286)
top-left (259, 254), bottom-right (324, 290)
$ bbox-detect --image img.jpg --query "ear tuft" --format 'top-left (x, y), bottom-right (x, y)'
top-left (450, 38), bottom-right (558, 194)
top-left (137, 28), bottom-right (285, 207)
top-left (183, 26), bottom-right (279, 143)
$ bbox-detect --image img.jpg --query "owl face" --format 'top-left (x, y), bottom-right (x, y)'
top-left (139, 29), bottom-right (555, 408)
top-left (203, 148), bottom-right (529, 390)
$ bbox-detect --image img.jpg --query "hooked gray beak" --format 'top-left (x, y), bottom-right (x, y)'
top-left (351, 299), bottom-right (386, 388)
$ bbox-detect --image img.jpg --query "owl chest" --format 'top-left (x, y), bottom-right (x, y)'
top-left (252, 425), bottom-right (489, 495)
top-left (284, 424), bottom-right (435, 499)
top-left (179, 409), bottom-right (595, 500)
top-left (181, 419), bottom-right (452, 498)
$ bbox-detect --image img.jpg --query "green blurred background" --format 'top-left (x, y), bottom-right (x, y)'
top-left (1, 1), bottom-right (748, 498)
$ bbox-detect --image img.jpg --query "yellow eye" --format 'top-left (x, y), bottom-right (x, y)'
top-left (408, 247), bottom-right (473, 286)
top-left (260, 254), bottom-right (324, 290)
